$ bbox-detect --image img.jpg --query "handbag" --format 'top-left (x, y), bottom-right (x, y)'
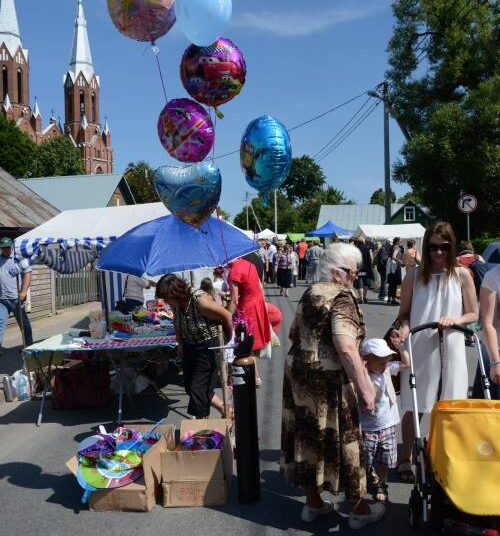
top-left (114, 276), bottom-right (129, 312)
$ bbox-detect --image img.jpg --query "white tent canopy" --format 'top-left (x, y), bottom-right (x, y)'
top-left (354, 223), bottom-right (426, 241)
top-left (15, 203), bottom-right (170, 259)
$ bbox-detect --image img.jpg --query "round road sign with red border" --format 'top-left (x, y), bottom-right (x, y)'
top-left (458, 194), bottom-right (477, 214)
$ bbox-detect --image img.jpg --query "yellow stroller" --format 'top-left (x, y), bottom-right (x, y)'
top-left (406, 322), bottom-right (500, 532)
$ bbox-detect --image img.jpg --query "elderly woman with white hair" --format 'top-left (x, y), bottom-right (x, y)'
top-left (281, 243), bottom-right (385, 529)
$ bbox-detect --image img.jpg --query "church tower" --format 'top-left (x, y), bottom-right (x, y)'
top-left (63, 0), bottom-right (113, 174)
top-left (0, 0), bottom-right (32, 131)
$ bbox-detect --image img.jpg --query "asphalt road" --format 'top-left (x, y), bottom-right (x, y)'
top-left (0, 284), bottom-right (479, 535)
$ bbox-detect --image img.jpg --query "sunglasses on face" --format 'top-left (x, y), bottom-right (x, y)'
top-left (338, 266), bottom-right (358, 278)
top-left (427, 242), bottom-right (451, 253)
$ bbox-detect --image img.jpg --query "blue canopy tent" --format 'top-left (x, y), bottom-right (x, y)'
top-left (306, 220), bottom-right (354, 238)
top-left (97, 214), bottom-right (259, 276)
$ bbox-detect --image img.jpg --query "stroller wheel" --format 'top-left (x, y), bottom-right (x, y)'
top-left (409, 488), bottom-right (423, 531)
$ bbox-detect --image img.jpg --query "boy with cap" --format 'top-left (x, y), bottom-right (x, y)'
top-left (0, 237), bottom-right (33, 350)
top-left (360, 338), bottom-right (408, 502)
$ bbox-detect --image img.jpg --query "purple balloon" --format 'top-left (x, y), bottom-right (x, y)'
top-left (157, 98), bottom-right (215, 163)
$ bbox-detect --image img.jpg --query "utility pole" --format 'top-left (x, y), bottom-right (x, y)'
top-left (274, 189), bottom-right (278, 235)
top-left (382, 82), bottom-right (391, 225)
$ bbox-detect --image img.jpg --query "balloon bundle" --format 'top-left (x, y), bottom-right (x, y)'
top-left (107, 1), bottom-right (292, 229)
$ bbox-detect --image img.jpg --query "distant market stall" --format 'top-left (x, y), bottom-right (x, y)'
top-left (354, 223), bottom-right (426, 241)
top-left (306, 220), bottom-right (354, 239)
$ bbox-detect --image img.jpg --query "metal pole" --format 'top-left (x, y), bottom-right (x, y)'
top-left (383, 82), bottom-right (391, 225)
top-left (466, 213), bottom-right (470, 241)
top-left (245, 192), bottom-right (249, 230)
top-left (274, 189), bottom-right (278, 235)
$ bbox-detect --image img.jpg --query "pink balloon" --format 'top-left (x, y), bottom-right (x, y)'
top-left (157, 98), bottom-right (214, 163)
top-left (107, 0), bottom-right (176, 42)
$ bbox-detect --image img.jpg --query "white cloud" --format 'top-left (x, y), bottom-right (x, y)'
top-left (232, 4), bottom-right (388, 37)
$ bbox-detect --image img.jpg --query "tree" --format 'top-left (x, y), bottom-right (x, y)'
top-left (369, 188), bottom-right (396, 205)
top-left (0, 115), bottom-right (36, 177)
top-left (397, 190), bottom-right (423, 204)
top-left (123, 161), bottom-right (158, 204)
top-left (34, 137), bottom-right (84, 176)
top-left (386, 0), bottom-right (499, 236)
top-left (233, 192), bottom-right (298, 233)
top-left (297, 186), bottom-right (352, 230)
top-left (280, 155), bottom-right (326, 203)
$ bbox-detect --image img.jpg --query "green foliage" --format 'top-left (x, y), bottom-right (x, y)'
top-left (369, 188), bottom-right (396, 205)
top-left (0, 115), bottom-right (36, 177)
top-left (233, 186), bottom-right (351, 233)
top-left (34, 137), bottom-right (84, 176)
top-left (472, 235), bottom-right (500, 257)
top-left (124, 161), bottom-right (159, 204)
top-left (280, 155), bottom-right (326, 203)
top-left (387, 0), bottom-right (499, 238)
top-left (397, 190), bottom-right (422, 204)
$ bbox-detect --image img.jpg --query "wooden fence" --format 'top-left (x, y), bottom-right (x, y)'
top-left (54, 266), bottom-right (100, 309)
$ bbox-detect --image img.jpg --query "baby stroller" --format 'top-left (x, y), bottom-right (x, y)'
top-left (406, 322), bottom-right (500, 533)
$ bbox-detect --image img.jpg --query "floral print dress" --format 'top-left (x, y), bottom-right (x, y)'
top-left (280, 282), bottom-right (367, 499)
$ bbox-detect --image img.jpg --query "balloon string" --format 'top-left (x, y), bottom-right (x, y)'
top-left (152, 43), bottom-right (168, 104)
top-left (216, 207), bottom-right (230, 265)
top-left (212, 112), bottom-right (217, 160)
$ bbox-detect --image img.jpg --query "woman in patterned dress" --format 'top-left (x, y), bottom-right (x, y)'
top-left (156, 274), bottom-right (233, 418)
top-left (280, 243), bottom-right (386, 529)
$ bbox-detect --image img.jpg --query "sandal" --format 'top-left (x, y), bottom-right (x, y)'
top-left (373, 483), bottom-right (389, 502)
top-left (397, 460), bottom-right (415, 483)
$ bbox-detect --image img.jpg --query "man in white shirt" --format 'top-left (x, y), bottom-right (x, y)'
top-left (122, 275), bottom-right (156, 313)
top-left (266, 241), bottom-right (277, 284)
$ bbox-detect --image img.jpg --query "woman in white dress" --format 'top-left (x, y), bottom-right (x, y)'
top-left (396, 222), bottom-right (478, 482)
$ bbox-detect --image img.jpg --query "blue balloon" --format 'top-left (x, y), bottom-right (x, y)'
top-left (175, 0), bottom-right (232, 46)
top-left (240, 115), bottom-right (292, 194)
top-left (154, 161), bottom-right (222, 228)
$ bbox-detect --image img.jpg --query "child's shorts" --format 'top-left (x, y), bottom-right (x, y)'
top-left (362, 425), bottom-right (398, 469)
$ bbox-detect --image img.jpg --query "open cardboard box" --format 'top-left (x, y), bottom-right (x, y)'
top-left (161, 418), bottom-right (233, 507)
top-left (66, 423), bottom-right (174, 512)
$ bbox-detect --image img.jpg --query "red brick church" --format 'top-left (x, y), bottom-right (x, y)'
top-left (0, 0), bottom-right (113, 174)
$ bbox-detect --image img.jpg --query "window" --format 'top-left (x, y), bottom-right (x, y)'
top-left (404, 206), bottom-right (416, 222)
top-left (91, 93), bottom-right (96, 122)
top-left (79, 91), bottom-right (85, 116)
top-left (2, 66), bottom-right (8, 101)
top-left (68, 95), bottom-right (74, 121)
top-left (17, 69), bottom-right (22, 103)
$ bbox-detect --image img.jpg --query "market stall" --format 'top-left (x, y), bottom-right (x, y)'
top-left (354, 223), bottom-right (426, 246)
top-left (306, 220), bottom-right (354, 239)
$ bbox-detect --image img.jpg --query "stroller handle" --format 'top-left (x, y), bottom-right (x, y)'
top-left (409, 322), bottom-right (474, 337)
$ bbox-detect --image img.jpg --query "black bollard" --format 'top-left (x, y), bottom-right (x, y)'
top-left (231, 357), bottom-right (260, 503)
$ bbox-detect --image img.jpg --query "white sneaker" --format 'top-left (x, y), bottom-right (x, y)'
top-left (348, 502), bottom-right (386, 530)
top-left (301, 500), bottom-right (334, 523)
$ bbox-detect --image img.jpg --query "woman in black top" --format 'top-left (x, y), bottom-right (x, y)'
top-left (156, 274), bottom-right (233, 418)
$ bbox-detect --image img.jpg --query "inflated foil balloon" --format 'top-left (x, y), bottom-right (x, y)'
top-left (180, 37), bottom-right (246, 114)
top-left (154, 161), bottom-right (222, 227)
top-left (175, 0), bottom-right (232, 46)
top-left (157, 98), bottom-right (215, 163)
top-left (107, 0), bottom-right (176, 42)
top-left (240, 115), bottom-right (292, 194)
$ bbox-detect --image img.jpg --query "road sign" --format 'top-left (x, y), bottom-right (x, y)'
top-left (458, 194), bottom-right (478, 214)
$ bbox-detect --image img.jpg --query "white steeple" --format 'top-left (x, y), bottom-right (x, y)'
top-left (68, 0), bottom-right (95, 84)
top-left (0, 0), bottom-right (27, 58)
top-left (103, 118), bottom-right (110, 136)
top-left (3, 92), bottom-right (11, 111)
top-left (32, 98), bottom-right (41, 118)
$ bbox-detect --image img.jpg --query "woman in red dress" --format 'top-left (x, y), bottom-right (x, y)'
top-left (228, 257), bottom-right (271, 385)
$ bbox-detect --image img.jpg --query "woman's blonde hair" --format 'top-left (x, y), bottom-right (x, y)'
top-left (419, 221), bottom-right (458, 285)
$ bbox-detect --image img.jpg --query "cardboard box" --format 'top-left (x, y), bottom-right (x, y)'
top-left (161, 418), bottom-right (233, 507)
top-left (66, 423), bottom-right (174, 512)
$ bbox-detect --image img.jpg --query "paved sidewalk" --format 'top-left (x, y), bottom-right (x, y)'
top-left (1, 302), bottom-right (101, 378)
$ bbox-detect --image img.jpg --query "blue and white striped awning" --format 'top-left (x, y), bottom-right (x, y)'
top-left (17, 236), bottom-right (114, 260)
top-left (35, 248), bottom-right (99, 274)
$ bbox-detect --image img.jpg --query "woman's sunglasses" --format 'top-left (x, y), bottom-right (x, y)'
top-left (427, 242), bottom-right (451, 253)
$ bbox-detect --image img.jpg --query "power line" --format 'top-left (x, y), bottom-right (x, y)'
top-left (317, 100), bottom-right (381, 163)
top-left (313, 96), bottom-right (373, 160)
top-left (212, 89), bottom-right (369, 161)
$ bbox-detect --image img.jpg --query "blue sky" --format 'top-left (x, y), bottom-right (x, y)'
top-left (15, 0), bottom-right (409, 218)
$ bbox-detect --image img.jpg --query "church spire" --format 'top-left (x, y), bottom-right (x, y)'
top-left (0, 0), bottom-right (27, 58)
top-left (68, 0), bottom-right (94, 83)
